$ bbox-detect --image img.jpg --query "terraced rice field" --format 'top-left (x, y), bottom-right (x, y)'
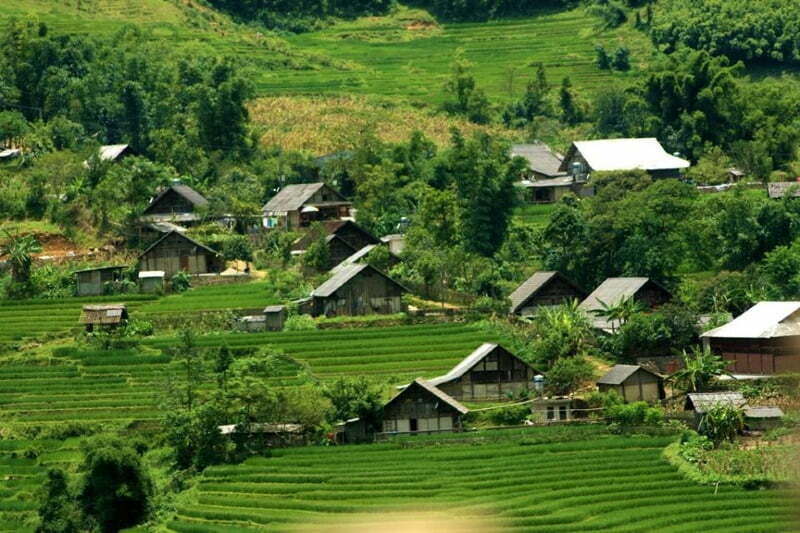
top-left (167, 432), bottom-right (796, 532)
top-left (0, 280), bottom-right (281, 342)
top-left (0, 323), bottom-right (493, 427)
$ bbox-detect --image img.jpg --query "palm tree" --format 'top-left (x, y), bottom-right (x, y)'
top-left (0, 231), bottom-right (42, 285)
top-left (669, 344), bottom-right (730, 393)
top-left (594, 296), bottom-right (643, 332)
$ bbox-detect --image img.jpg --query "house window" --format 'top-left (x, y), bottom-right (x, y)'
top-left (546, 406), bottom-right (555, 420)
top-left (559, 405), bottom-right (568, 420)
top-left (409, 418), bottom-right (418, 432)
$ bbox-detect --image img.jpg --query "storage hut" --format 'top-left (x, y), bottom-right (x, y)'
top-left (579, 277), bottom-right (671, 331)
top-left (381, 378), bottom-right (468, 435)
top-left (139, 231), bottom-right (222, 278)
top-left (380, 234), bottom-right (406, 255)
top-left (743, 407), bottom-right (784, 431)
top-left (530, 397), bottom-right (576, 423)
top-left (509, 271), bottom-right (585, 316)
top-left (684, 392), bottom-right (747, 425)
top-left (700, 301), bottom-right (800, 374)
top-left (767, 182), bottom-right (800, 199)
top-left (262, 182), bottom-right (352, 230)
top-left (140, 184), bottom-right (208, 227)
top-left (80, 304), bottom-right (128, 332)
top-left (74, 265), bottom-right (125, 296)
top-left (427, 343), bottom-right (540, 401)
top-left (263, 305), bottom-right (287, 331)
top-left (138, 271), bottom-right (165, 293)
top-left (559, 138), bottom-right (690, 180)
top-left (310, 263), bottom-right (406, 317)
top-left (597, 364), bottom-right (665, 403)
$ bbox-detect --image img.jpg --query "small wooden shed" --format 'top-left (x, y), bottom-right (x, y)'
top-left (381, 378), bottom-right (468, 435)
top-left (263, 305), bottom-right (287, 331)
top-left (74, 266), bottom-right (125, 296)
top-left (138, 270), bottom-right (165, 293)
top-left (310, 263), bottom-right (406, 317)
top-left (509, 271), bottom-right (585, 316)
top-left (427, 343), bottom-right (540, 401)
top-left (597, 364), bottom-right (665, 403)
top-left (80, 304), bottom-right (128, 332)
top-left (139, 231), bottom-right (222, 278)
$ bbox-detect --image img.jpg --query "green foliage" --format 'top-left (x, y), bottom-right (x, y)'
top-left (412, 0), bottom-right (576, 21)
top-left (698, 403), bottom-right (745, 447)
top-left (443, 52), bottom-right (492, 124)
top-left (321, 376), bottom-right (383, 431)
top-left (208, 0), bottom-right (394, 30)
top-left (589, 0), bottom-right (627, 29)
top-left (611, 46), bottom-right (631, 71)
top-left (36, 469), bottom-right (82, 533)
top-left (651, 0), bottom-right (800, 65)
top-left (170, 271), bottom-right (191, 293)
top-left (165, 398), bottom-right (230, 470)
top-left (669, 345), bottom-right (729, 393)
top-left (77, 436), bottom-right (154, 533)
top-left (609, 304), bottom-right (699, 361)
top-left (502, 64), bottom-right (551, 128)
top-left (605, 401), bottom-right (664, 427)
top-left (595, 45), bottom-right (611, 70)
top-left (221, 235), bottom-right (254, 262)
top-left (283, 314), bottom-right (318, 331)
top-left (545, 356), bottom-right (595, 396)
top-left (531, 301), bottom-right (593, 367)
top-left (301, 228), bottom-right (332, 272)
top-left (487, 404), bottom-right (530, 426)
top-left (1, 231), bottom-right (42, 296)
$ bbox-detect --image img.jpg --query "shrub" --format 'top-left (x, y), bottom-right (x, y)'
top-left (612, 47), bottom-right (631, 71)
top-left (284, 314), bottom-right (317, 331)
top-left (222, 235), bottom-right (254, 262)
top-left (171, 271), bottom-right (191, 293)
top-left (488, 405), bottom-right (529, 426)
top-left (699, 403), bottom-right (744, 446)
top-left (545, 356), bottom-right (595, 396)
top-left (606, 401), bottom-right (664, 427)
top-left (595, 45), bottom-right (611, 69)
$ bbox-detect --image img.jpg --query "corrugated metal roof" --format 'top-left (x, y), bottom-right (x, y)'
top-left (518, 176), bottom-right (577, 188)
top-left (73, 265), bottom-right (125, 274)
top-left (744, 407), bottom-right (784, 419)
top-left (330, 245), bottom-right (377, 274)
top-left (263, 305), bottom-right (286, 313)
top-left (144, 184), bottom-right (208, 214)
top-left (139, 230), bottom-right (219, 258)
top-left (597, 364), bottom-right (660, 385)
top-left (138, 271), bottom-right (165, 279)
top-left (263, 183), bottom-right (345, 213)
top-left (80, 304), bottom-right (128, 325)
top-left (408, 378), bottom-right (469, 414)
top-left (579, 277), bottom-right (667, 330)
top-left (292, 220), bottom-right (379, 253)
top-left (98, 144), bottom-right (129, 161)
top-left (560, 138), bottom-right (690, 173)
top-left (428, 343), bottom-right (498, 387)
top-left (686, 392), bottom-right (746, 414)
top-left (511, 143), bottom-right (566, 177)
top-left (701, 302), bottom-right (800, 339)
top-left (311, 263), bottom-right (368, 298)
top-left (509, 271), bottom-right (560, 314)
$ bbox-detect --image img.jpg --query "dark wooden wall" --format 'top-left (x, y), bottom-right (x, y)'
top-left (314, 269), bottom-right (405, 316)
top-left (711, 337), bottom-right (800, 374)
top-left (438, 347), bottom-right (536, 401)
top-left (146, 189), bottom-right (195, 215)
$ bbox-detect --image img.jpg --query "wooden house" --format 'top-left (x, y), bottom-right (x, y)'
top-left (509, 271), bottom-right (585, 316)
top-left (578, 277), bottom-right (671, 331)
top-left (427, 343), bottom-right (539, 401)
top-left (138, 231), bottom-right (222, 278)
top-left (597, 364), bottom-right (665, 403)
top-left (511, 143), bottom-right (590, 203)
top-left (309, 263), bottom-right (406, 317)
top-left (292, 220), bottom-right (381, 267)
top-left (511, 143), bottom-right (567, 181)
top-left (559, 138), bottom-right (690, 180)
top-left (263, 305), bottom-right (287, 331)
top-left (80, 304), bottom-right (128, 332)
top-left (74, 265), bottom-right (125, 296)
top-left (138, 271), bottom-right (165, 293)
top-left (700, 301), bottom-right (800, 374)
top-left (140, 184), bottom-right (209, 227)
top-left (330, 244), bottom-right (401, 275)
top-left (262, 182), bottom-right (351, 230)
top-left (381, 378), bottom-right (468, 435)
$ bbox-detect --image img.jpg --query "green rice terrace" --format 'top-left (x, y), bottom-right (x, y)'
top-left (166, 430), bottom-right (795, 532)
top-left (0, 323), bottom-right (496, 426)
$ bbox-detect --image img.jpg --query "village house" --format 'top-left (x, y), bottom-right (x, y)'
top-left (683, 392), bottom-right (784, 430)
top-left (262, 182), bottom-right (352, 230)
top-left (767, 182), bottom-right (800, 199)
top-left (508, 271), bottom-right (585, 316)
top-left (80, 304), bottom-right (128, 332)
top-left (329, 243), bottom-right (401, 275)
top-left (138, 231), bottom-right (222, 278)
top-left (217, 423), bottom-right (306, 448)
top-left (74, 265), bottom-right (125, 296)
top-left (381, 378), bottom-right (468, 435)
top-left (511, 143), bottom-right (589, 203)
top-left (139, 183), bottom-right (209, 230)
top-left (578, 277), bottom-right (671, 331)
top-left (307, 263), bottom-right (406, 317)
top-left (559, 138), bottom-right (690, 181)
top-left (701, 301), bottom-right (800, 375)
top-left (291, 220), bottom-right (381, 267)
top-left (597, 364), bottom-right (665, 403)
top-left (426, 343), bottom-right (540, 401)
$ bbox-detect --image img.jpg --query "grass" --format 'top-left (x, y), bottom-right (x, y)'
top-left (513, 202), bottom-right (557, 229)
top-left (164, 430), bottom-right (795, 532)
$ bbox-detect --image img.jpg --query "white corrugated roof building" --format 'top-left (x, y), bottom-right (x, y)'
top-left (701, 302), bottom-right (800, 339)
top-left (560, 138), bottom-right (690, 173)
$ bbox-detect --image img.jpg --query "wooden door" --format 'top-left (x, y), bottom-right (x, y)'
top-left (180, 255), bottom-right (190, 272)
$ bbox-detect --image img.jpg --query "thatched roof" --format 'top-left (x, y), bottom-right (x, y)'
top-left (559, 138), bottom-right (690, 173)
top-left (263, 182), bottom-right (347, 213)
top-left (508, 271), bottom-right (582, 314)
top-left (597, 364), bottom-right (661, 385)
top-left (701, 302), bottom-right (800, 339)
top-left (80, 304), bottom-right (128, 325)
top-left (511, 143), bottom-right (566, 178)
top-left (386, 378), bottom-right (469, 415)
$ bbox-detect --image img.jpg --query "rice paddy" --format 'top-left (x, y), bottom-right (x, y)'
top-left (166, 431), bottom-right (796, 532)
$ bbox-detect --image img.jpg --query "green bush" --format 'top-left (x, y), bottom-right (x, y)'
top-left (284, 314), bottom-right (317, 331)
top-left (488, 404), bottom-right (530, 426)
top-left (171, 272), bottom-right (191, 293)
top-left (605, 401), bottom-right (664, 427)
